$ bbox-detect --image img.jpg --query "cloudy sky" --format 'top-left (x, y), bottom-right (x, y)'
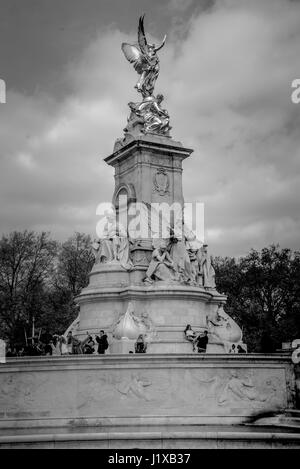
top-left (0, 0), bottom-right (299, 256)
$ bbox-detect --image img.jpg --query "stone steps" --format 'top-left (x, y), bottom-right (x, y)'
top-left (0, 427), bottom-right (300, 448)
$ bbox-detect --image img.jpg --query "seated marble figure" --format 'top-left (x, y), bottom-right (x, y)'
top-left (92, 209), bottom-right (132, 271)
top-left (144, 242), bottom-right (179, 283)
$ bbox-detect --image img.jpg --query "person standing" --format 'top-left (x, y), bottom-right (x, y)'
top-left (196, 330), bottom-right (209, 353)
top-left (60, 336), bottom-right (68, 355)
top-left (135, 334), bottom-right (147, 353)
top-left (82, 333), bottom-right (95, 354)
top-left (66, 331), bottom-right (74, 354)
top-left (96, 330), bottom-right (109, 354)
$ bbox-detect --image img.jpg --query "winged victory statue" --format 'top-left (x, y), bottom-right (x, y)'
top-left (118, 15), bottom-right (171, 139)
top-left (122, 14), bottom-right (166, 98)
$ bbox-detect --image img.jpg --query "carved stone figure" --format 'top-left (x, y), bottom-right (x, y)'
top-left (184, 229), bottom-right (203, 285)
top-left (117, 373), bottom-right (152, 401)
top-left (169, 238), bottom-right (191, 283)
top-left (207, 304), bottom-right (243, 352)
top-left (121, 15), bottom-right (166, 98)
top-left (92, 210), bottom-right (133, 271)
top-left (121, 15), bottom-right (171, 137)
top-left (187, 250), bottom-right (200, 285)
top-left (218, 371), bottom-right (266, 405)
top-left (144, 241), bottom-right (179, 283)
top-left (183, 228), bottom-right (203, 286)
top-left (199, 244), bottom-right (216, 289)
top-left (126, 94), bottom-right (171, 136)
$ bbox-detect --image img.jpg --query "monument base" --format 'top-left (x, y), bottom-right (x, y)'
top-left (0, 354), bottom-right (298, 448)
top-left (0, 354), bottom-right (296, 427)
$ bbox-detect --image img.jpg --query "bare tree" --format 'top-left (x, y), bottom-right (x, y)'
top-left (0, 231), bottom-right (57, 342)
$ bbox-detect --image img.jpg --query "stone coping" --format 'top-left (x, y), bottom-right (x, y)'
top-left (77, 285), bottom-right (227, 302)
top-left (105, 137), bottom-right (193, 166)
top-left (0, 353), bottom-right (293, 372)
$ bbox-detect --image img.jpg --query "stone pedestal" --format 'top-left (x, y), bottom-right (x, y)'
top-left (76, 135), bottom-right (234, 353)
top-left (77, 281), bottom-right (226, 353)
top-left (106, 134), bottom-right (193, 210)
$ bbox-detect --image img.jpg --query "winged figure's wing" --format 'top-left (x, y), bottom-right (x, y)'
top-left (121, 43), bottom-right (147, 74)
top-left (138, 14), bottom-right (148, 56)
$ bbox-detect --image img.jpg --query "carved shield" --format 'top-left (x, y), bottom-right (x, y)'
top-left (153, 169), bottom-right (169, 195)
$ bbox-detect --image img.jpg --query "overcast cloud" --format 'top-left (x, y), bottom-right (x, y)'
top-left (0, 0), bottom-right (299, 256)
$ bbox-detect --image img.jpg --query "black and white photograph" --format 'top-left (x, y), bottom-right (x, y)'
top-left (0, 0), bottom-right (299, 453)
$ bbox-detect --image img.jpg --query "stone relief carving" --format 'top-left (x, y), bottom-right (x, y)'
top-left (116, 373), bottom-right (152, 401)
top-left (191, 369), bottom-right (283, 408)
top-left (132, 251), bottom-right (151, 266)
top-left (195, 376), bottom-right (222, 400)
top-left (0, 375), bottom-right (49, 410)
top-left (153, 168), bottom-right (170, 195)
top-left (217, 371), bottom-right (268, 406)
top-left (112, 302), bottom-right (156, 341)
top-left (0, 367), bottom-right (285, 419)
top-left (262, 377), bottom-right (283, 404)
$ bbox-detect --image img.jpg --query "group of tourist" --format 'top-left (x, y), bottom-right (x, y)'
top-left (184, 325), bottom-right (209, 352)
top-left (5, 329), bottom-right (150, 357)
top-left (6, 330), bottom-right (110, 357)
top-left (184, 324), bottom-right (246, 353)
top-left (51, 330), bottom-right (110, 355)
top-left (6, 326), bottom-right (245, 357)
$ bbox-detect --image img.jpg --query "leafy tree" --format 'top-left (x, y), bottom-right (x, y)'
top-left (215, 245), bottom-right (300, 352)
top-left (48, 232), bottom-right (95, 333)
top-left (55, 232), bottom-right (94, 296)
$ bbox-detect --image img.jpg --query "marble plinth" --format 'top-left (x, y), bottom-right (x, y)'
top-left (0, 355), bottom-right (296, 430)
